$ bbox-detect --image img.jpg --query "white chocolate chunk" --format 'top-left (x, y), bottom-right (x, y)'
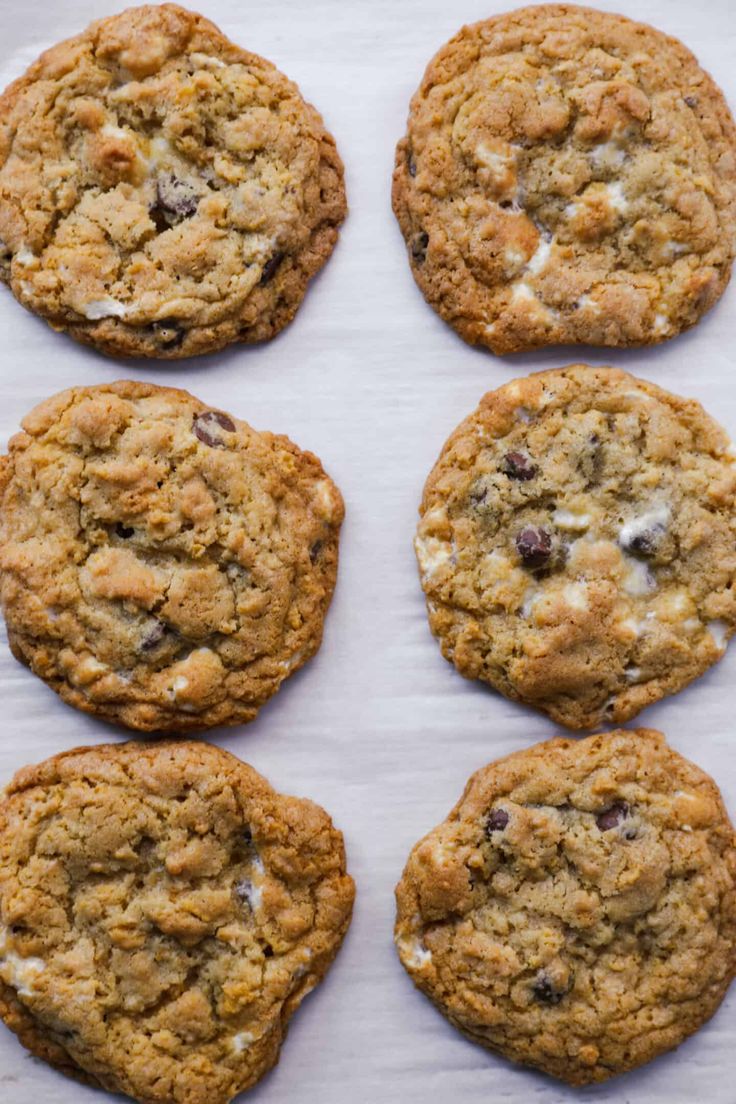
top-left (575, 294), bottom-right (600, 315)
top-left (415, 535), bottom-right (454, 577)
top-left (708, 620), bottom-right (730, 651)
top-left (513, 282), bottom-right (536, 303)
top-left (563, 582), bottom-right (589, 611)
top-left (82, 297), bottom-right (128, 320)
top-left (606, 181), bottom-right (628, 214)
top-left (553, 508), bottom-right (590, 532)
top-left (589, 141), bottom-right (627, 168)
top-left (0, 928), bottom-right (45, 997)
top-left (236, 856), bottom-right (265, 913)
top-left (189, 52), bottom-right (227, 69)
top-left (622, 558), bottom-right (654, 597)
top-left (400, 938), bottom-right (432, 969)
top-left (619, 504), bottom-right (670, 549)
top-left (231, 1031), bottom-right (255, 1054)
top-left (526, 237), bottom-right (552, 276)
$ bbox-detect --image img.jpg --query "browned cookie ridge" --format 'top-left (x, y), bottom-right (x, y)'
top-left (415, 365), bottom-right (736, 729)
top-left (396, 728), bottom-right (736, 1084)
top-left (393, 5), bottom-right (736, 353)
top-left (0, 381), bottom-right (343, 732)
top-left (0, 4), bottom-right (346, 358)
top-left (0, 741), bottom-right (355, 1104)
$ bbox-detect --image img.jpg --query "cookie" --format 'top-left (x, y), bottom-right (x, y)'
top-left (393, 5), bottom-right (736, 354)
top-left (396, 728), bottom-right (736, 1084)
top-left (0, 740), bottom-right (354, 1104)
top-left (0, 380), bottom-right (343, 731)
top-left (0, 3), bottom-right (346, 359)
top-left (415, 365), bottom-right (736, 729)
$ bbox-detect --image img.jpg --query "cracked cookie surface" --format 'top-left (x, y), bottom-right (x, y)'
top-left (0, 380), bottom-right (343, 732)
top-left (393, 4), bottom-right (736, 353)
top-left (0, 741), bottom-right (355, 1104)
top-left (395, 728), bottom-right (736, 1084)
top-left (0, 3), bottom-right (346, 358)
top-left (415, 365), bottom-right (736, 729)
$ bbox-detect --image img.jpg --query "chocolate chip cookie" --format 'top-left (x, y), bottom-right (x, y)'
top-left (393, 5), bottom-right (736, 353)
top-left (0, 3), bottom-right (346, 358)
top-left (0, 741), bottom-right (355, 1104)
top-left (0, 381), bottom-right (343, 731)
top-left (396, 728), bottom-right (736, 1084)
top-left (415, 365), bottom-right (736, 729)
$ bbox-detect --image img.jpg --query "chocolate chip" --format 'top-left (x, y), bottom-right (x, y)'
top-left (115, 523), bottom-right (134, 539)
top-left (263, 944), bottom-right (274, 958)
top-left (501, 451), bottom-right (537, 481)
top-left (515, 525), bottom-right (552, 569)
top-left (235, 879), bottom-right (253, 903)
top-left (499, 200), bottom-right (513, 209)
top-left (485, 808), bottom-right (509, 835)
top-left (408, 153), bottom-right (417, 177)
top-left (148, 203), bottom-right (170, 233)
top-left (141, 621), bottom-right (168, 651)
top-left (151, 319), bottom-right (185, 349)
top-left (684, 95), bottom-right (698, 108)
top-left (242, 825), bottom-right (252, 844)
top-left (193, 410), bottom-right (236, 448)
top-left (468, 482), bottom-right (488, 507)
top-left (580, 433), bottom-right (604, 484)
top-left (532, 971), bottom-right (567, 1005)
top-left (411, 232), bottom-right (429, 264)
top-left (621, 526), bottom-right (665, 558)
top-left (260, 252), bottom-right (284, 285)
top-left (155, 172), bottom-right (199, 220)
top-left (309, 540), bottom-right (323, 564)
top-left (596, 801), bottom-right (630, 832)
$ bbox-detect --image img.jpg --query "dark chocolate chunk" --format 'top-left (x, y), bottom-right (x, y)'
top-left (516, 525), bottom-right (552, 569)
top-left (684, 94), bottom-right (698, 108)
top-left (532, 971), bottom-right (567, 1005)
top-left (501, 451), bottom-right (537, 481)
top-left (411, 232), bottom-right (429, 264)
top-left (485, 808), bottom-right (509, 835)
top-left (260, 252), bottom-right (284, 285)
top-left (193, 410), bottom-right (236, 448)
top-left (141, 621), bottom-right (168, 651)
top-left (115, 523), bottom-right (134, 539)
top-left (621, 525), bottom-right (665, 558)
top-left (151, 319), bottom-right (185, 349)
top-left (596, 801), bottom-right (630, 832)
top-left (309, 540), bottom-right (323, 564)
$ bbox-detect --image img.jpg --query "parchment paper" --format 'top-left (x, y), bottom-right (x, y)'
top-left (0, 1), bottom-right (734, 1101)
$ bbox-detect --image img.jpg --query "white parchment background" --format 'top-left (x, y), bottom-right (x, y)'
top-left (0, 0), bottom-right (735, 1101)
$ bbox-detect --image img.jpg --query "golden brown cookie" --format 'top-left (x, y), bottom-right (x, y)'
top-left (0, 380), bottom-right (343, 732)
top-left (396, 728), bottom-right (736, 1084)
top-left (415, 365), bottom-right (736, 729)
top-left (0, 4), bottom-right (346, 358)
top-left (0, 740), bottom-right (355, 1104)
top-left (393, 5), bottom-right (736, 353)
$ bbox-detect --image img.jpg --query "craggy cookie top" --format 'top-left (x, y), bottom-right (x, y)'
top-left (393, 5), bottom-right (736, 354)
top-left (0, 741), bottom-right (355, 1104)
top-left (0, 3), bottom-right (346, 358)
top-left (415, 365), bottom-right (736, 729)
top-left (396, 729), bottom-right (736, 1084)
top-left (0, 381), bottom-right (343, 731)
